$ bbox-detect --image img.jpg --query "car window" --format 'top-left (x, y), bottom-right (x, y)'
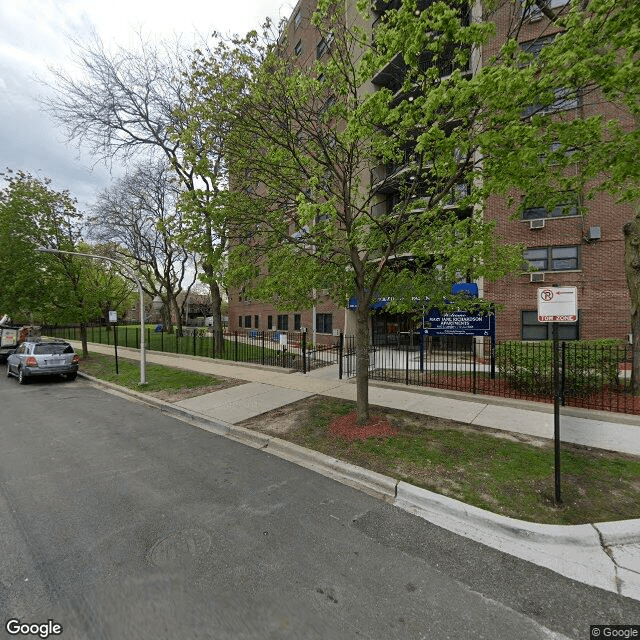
top-left (33, 343), bottom-right (73, 355)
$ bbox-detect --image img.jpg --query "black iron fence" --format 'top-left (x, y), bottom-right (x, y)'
top-left (44, 324), bottom-right (638, 415)
top-left (43, 325), bottom-right (345, 373)
top-left (366, 336), bottom-right (638, 415)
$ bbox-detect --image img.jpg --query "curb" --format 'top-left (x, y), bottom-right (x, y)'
top-left (78, 372), bottom-right (640, 600)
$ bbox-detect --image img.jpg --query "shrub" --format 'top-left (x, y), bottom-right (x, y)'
top-left (496, 339), bottom-right (624, 397)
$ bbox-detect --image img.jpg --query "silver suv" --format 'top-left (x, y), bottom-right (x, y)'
top-left (6, 339), bottom-right (79, 384)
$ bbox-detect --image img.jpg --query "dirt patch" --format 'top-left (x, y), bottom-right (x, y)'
top-left (238, 397), bottom-right (316, 435)
top-left (147, 378), bottom-right (245, 402)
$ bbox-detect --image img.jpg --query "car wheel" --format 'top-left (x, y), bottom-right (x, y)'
top-left (65, 372), bottom-right (77, 381)
top-left (6, 362), bottom-right (11, 378)
top-left (17, 367), bottom-right (27, 384)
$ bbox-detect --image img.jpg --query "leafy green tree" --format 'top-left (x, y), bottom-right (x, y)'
top-left (0, 170), bottom-right (82, 321)
top-left (0, 171), bottom-right (135, 355)
top-left (208, 1), bottom-right (532, 423)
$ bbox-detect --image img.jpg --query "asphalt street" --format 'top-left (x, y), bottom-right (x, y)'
top-left (0, 374), bottom-right (638, 639)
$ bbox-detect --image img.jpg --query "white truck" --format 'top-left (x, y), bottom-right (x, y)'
top-left (0, 315), bottom-right (20, 362)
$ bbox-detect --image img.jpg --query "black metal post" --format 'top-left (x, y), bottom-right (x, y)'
top-left (193, 331), bottom-right (196, 356)
top-left (552, 322), bottom-right (562, 506)
top-left (114, 323), bottom-right (119, 375)
top-left (339, 333), bottom-right (344, 380)
top-left (490, 336), bottom-right (496, 380)
top-left (561, 341), bottom-right (566, 406)
top-left (405, 338), bottom-right (409, 386)
top-left (472, 339), bottom-right (477, 394)
top-left (234, 332), bottom-right (238, 362)
top-left (302, 331), bottom-right (307, 374)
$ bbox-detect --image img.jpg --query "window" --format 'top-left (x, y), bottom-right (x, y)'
top-left (524, 245), bottom-right (579, 271)
top-left (244, 315), bottom-right (251, 328)
top-left (316, 33), bottom-right (333, 59)
top-left (445, 183), bottom-right (471, 206)
top-left (316, 313), bottom-right (333, 334)
top-left (521, 35), bottom-right (555, 58)
top-left (522, 193), bottom-right (579, 219)
top-left (238, 316), bottom-right (242, 328)
top-left (294, 9), bottom-right (301, 28)
top-left (294, 40), bottom-right (302, 56)
top-left (277, 314), bottom-right (289, 330)
top-left (523, 87), bottom-right (579, 118)
top-left (522, 310), bottom-right (580, 340)
top-left (34, 343), bottom-right (73, 355)
top-left (268, 315), bottom-right (273, 330)
top-left (294, 314), bottom-right (301, 330)
top-left (521, 0), bottom-right (568, 19)
top-left (254, 315), bottom-right (259, 329)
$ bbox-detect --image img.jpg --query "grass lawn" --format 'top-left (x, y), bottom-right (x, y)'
top-left (78, 352), bottom-right (231, 395)
top-left (250, 397), bottom-right (640, 526)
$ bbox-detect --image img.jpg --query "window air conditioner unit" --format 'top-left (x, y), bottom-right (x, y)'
top-left (530, 272), bottom-right (545, 283)
top-left (529, 219), bottom-right (545, 230)
top-left (586, 226), bottom-right (601, 241)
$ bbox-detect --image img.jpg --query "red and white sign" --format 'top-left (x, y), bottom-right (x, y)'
top-left (537, 287), bottom-right (578, 322)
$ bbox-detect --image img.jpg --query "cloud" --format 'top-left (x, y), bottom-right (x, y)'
top-left (0, 0), bottom-right (286, 209)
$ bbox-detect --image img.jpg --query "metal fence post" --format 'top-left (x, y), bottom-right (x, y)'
top-left (234, 332), bottom-right (238, 362)
top-left (472, 339), bottom-right (477, 394)
top-left (339, 333), bottom-right (344, 380)
top-left (405, 338), bottom-right (409, 386)
top-left (302, 331), bottom-right (307, 374)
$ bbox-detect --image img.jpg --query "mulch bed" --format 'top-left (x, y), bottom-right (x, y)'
top-left (328, 410), bottom-right (399, 441)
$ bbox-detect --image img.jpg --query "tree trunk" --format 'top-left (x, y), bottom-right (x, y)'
top-left (623, 213), bottom-right (640, 394)
top-left (161, 306), bottom-right (173, 335)
top-left (355, 303), bottom-right (371, 424)
top-left (209, 281), bottom-right (225, 357)
top-left (80, 321), bottom-right (89, 358)
top-left (171, 294), bottom-right (183, 338)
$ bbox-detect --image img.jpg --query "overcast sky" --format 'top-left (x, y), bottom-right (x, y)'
top-left (0, 0), bottom-right (294, 209)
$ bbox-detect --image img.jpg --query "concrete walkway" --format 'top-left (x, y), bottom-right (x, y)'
top-left (71, 341), bottom-right (640, 601)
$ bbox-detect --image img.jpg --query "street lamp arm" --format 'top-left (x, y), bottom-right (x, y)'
top-left (36, 246), bottom-right (147, 384)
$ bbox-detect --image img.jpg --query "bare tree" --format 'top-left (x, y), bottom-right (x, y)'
top-left (43, 33), bottom-right (228, 351)
top-left (89, 161), bottom-right (198, 336)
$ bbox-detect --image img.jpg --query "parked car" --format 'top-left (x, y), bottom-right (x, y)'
top-left (6, 339), bottom-right (80, 384)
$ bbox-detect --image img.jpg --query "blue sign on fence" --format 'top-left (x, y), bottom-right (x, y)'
top-left (421, 310), bottom-right (495, 337)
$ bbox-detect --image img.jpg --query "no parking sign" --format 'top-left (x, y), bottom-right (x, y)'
top-left (537, 287), bottom-right (577, 322)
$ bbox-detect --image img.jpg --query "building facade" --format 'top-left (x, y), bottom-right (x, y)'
top-left (228, 0), bottom-right (633, 344)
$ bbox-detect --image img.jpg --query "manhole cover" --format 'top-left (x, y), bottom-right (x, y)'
top-left (147, 528), bottom-right (211, 567)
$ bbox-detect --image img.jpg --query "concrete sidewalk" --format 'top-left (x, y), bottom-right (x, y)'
top-left (72, 341), bottom-right (640, 601)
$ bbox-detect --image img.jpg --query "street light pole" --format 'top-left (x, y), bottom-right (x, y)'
top-left (36, 247), bottom-right (147, 385)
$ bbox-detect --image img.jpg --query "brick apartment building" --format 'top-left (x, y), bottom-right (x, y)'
top-left (228, 0), bottom-right (634, 345)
